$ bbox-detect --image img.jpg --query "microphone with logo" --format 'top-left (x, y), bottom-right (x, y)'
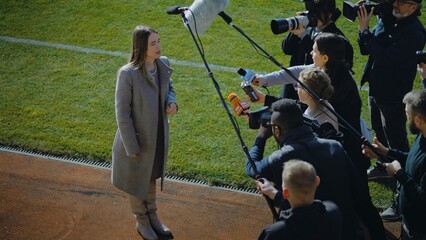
top-left (237, 68), bottom-right (259, 102)
top-left (228, 93), bottom-right (250, 116)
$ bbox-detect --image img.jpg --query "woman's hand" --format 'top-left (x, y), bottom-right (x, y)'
top-left (166, 103), bottom-right (177, 115)
top-left (252, 75), bottom-right (262, 86)
top-left (249, 85), bottom-right (266, 104)
top-left (358, 5), bottom-right (374, 32)
top-left (362, 137), bottom-right (389, 159)
top-left (418, 63), bottom-right (426, 79)
top-left (383, 160), bottom-right (402, 176)
top-left (289, 26), bottom-right (306, 38)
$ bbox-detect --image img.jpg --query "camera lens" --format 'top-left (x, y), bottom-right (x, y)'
top-left (271, 18), bottom-right (291, 34)
top-left (271, 16), bottom-right (309, 35)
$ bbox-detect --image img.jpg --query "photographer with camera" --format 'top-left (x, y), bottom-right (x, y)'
top-left (245, 99), bottom-right (385, 240)
top-left (357, 0), bottom-right (426, 221)
top-left (277, 0), bottom-right (354, 101)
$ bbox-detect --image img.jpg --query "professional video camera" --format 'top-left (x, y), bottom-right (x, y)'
top-left (248, 106), bottom-right (272, 129)
top-left (342, 0), bottom-right (386, 21)
top-left (417, 50), bottom-right (426, 64)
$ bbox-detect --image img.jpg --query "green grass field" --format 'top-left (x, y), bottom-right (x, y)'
top-left (1, 0), bottom-right (425, 207)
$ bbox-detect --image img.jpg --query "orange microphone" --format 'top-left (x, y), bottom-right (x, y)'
top-left (228, 93), bottom-right (250, 116)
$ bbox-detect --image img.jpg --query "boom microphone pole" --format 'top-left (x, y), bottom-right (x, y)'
top-left (168, 1), bottom-right (280, 222)
top-left (218, 11), bottom-right (393, 164)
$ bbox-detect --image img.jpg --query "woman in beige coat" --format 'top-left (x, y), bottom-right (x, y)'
top-left (112, 25), bottom-right (177, 240)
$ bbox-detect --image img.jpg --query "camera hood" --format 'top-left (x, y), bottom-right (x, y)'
top-left (248, 106), bottom-right (271, 129)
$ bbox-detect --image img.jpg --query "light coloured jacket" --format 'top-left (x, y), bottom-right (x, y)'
top-left (112, 57), bottom-right (177, 200)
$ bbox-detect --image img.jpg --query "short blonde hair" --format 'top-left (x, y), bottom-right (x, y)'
top-left (282, 160), bottom-right (317, 195)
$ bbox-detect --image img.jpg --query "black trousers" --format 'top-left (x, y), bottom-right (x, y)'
top-left (368, 96), bottom-right (409, 154)
top-left (357, 179), bottom-right (387, 240)
top-left (401, 221), bottom-right (426, 240)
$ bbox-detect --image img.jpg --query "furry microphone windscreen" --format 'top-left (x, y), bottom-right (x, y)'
top-left (185, 0), bottom-right (229, 34)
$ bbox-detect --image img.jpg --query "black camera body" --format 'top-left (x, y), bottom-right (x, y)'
top-left (417, 50), bottom-right (426, 64)
top-left (306, 118), bottom-right (344, 143)
top-left (343, 1), bottom-right (383, 21)
top-left (249, 106), bottom-right (272, 129)
top-left (248, 106), bottom-right (344, 143)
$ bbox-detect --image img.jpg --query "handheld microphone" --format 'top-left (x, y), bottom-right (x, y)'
top-left (238, 68), bottom-right (259, 102)
top-left (237, 68), bottom-right (256, 84)
top-left (166, 5), bottom-right (189, 15)
top-left (228, 93), bottom-right (250, 116)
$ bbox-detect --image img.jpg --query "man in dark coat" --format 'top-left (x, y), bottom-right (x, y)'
top-left (363, 90), bottom-right (426, 239)
top-left (358, 0), bottom-right (425, 153)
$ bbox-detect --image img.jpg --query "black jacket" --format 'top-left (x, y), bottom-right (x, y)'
top-left (327, 63), bottom-right (370, 176)
top-left (358, 14), bottom-right (426, 100)
top-left (257, 200), bottom-right (342, 240)
top-left (388, 134), bottom-right (426, 235)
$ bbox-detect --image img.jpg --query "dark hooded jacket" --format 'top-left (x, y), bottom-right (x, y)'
top-left (257, 200), bottom-right (342, 240)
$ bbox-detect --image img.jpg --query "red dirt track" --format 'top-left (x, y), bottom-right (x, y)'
top-left (0, 151), bottom-right (272, 240)
top-left (0, 151), bottom-right (400, 239)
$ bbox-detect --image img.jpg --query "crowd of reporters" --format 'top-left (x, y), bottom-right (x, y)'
top-left (236, 0), bottom-right (426, 239)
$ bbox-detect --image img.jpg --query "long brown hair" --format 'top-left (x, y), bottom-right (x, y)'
top-left (129, 25), bottom-right (158, 77)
